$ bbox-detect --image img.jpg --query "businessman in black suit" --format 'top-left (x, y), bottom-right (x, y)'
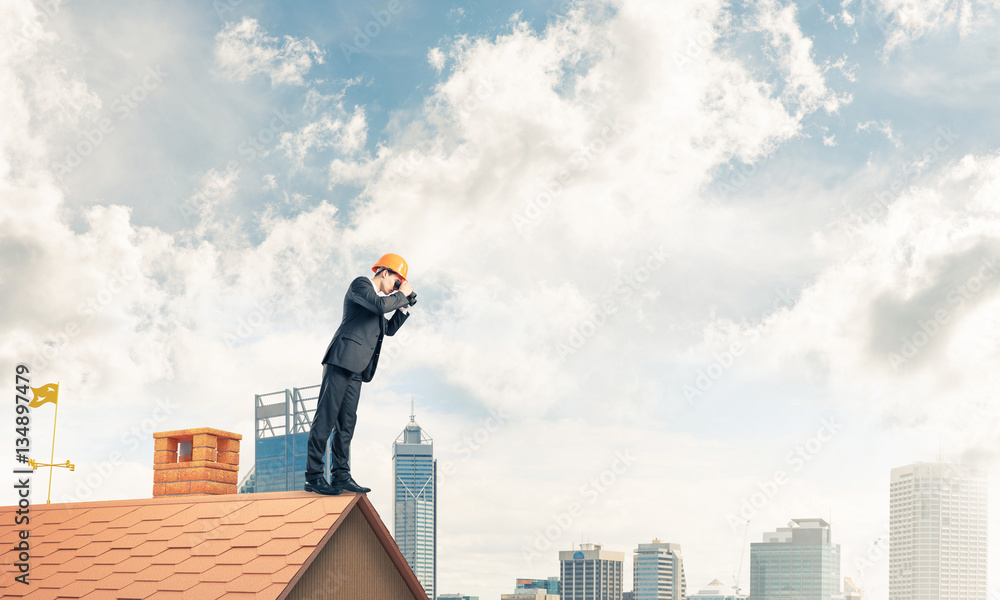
top-left (305, 254), bottom-right (417, 495)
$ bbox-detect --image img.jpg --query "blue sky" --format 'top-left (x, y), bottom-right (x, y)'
top-left (4, 0), bottom-right (1000, 598)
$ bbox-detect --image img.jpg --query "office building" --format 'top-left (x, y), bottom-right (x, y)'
top-left (439, 595), bottom-right (478, 600)
top-left (516, 578), bottom-right (561, 594)
top-left (502, 590), bottom-right (559, 600)
top-left (633, 539), bottom-right (686, 600)
top-left (889, 462), bottom-right (988, 600)
top-left (246, 386), bottom-right (324, 493)
top-left (688, 579), bottom-right (744, 599)
top-left (749, 518), bottom-right (840, 600)
top-left (394, 409), bottom-right (437, 600)
top-left (560, 543), bottom-right (625, 600)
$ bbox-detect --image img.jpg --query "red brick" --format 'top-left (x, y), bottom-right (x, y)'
top-left (214, 470), bottom-right (238, 485)
top-left (164, 482), bottom-right (191, 495)
top-left (192, 447), bottom-right (217, 462)
top-left (154, 470), bottom-right (178, 484)
top-left (177, 467), bottom-right (212, 482)
top-left (153, 483), bottom-right (166, 496)
top-left (190, 481), bottom-right (233, 495)
top-left (217, 451), bottom-right (239, 466)
top-left (217, 438), bottom-right (240, 453)
top-left (193, 433), bottom-right (217, 449)
top-left (154, 438), bottom-right (179, 452)
top-left (178, 455), bottom-right (192, 463)
top-left (154, 451), bottom-right (177, 465)
top-left (155, 461), bottom-right (238, 472)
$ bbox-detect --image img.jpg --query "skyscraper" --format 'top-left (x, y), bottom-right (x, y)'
top-left (633, 539), bottom-right (686, 600)
top-left (246, 386), bottom-right (324, 493)
top-left (394, 408), bottom-right (436, 599)
top-left (559, 542), bottom-right (625, 600)
top-left (889, 462), bottom-right (988, 600)
top-left (749, 518), bottom-right (840, 600)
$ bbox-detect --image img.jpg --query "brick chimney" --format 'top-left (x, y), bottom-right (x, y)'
top-left (153, 427), bottom-right (242, 497)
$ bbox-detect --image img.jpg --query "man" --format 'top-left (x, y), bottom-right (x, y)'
top-left (305, 253), bottom-right (417, 495)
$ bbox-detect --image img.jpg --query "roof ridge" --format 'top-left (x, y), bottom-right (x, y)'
top-left (0, 490), bottom-right (347, 511)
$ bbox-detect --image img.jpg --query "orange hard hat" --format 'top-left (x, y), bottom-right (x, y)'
top-left (372, 253), bottom-right (408, 281)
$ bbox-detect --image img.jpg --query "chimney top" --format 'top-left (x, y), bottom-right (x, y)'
top-left (153, 427), bottom-right (242, 497)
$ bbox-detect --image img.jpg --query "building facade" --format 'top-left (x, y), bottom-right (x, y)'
top-left (633, 539), bottom-right (686, 600)
top-left (394, 410), bottom-right (437, 600)
top-left (516, 578), bottom-right (561, 594)
top-left (688, 579), bottom-right (744, 599)
top-left (889, 462), bottom-right (988, 600)
top-left (248, 386), bottom-right (325, 493)
top-left (560, 543), bottom-right (625, 600)
top-left (749, 518), bottom-right (840, 600)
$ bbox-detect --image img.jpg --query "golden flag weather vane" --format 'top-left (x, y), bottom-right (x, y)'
top-left (28, 382), bottom-right (74, 504)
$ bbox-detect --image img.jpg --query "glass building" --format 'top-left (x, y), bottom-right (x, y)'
top-left (244, 386), bottom-right (327, 493)
top-left (394, 409), bottom-right (436, 600)
top-left (516, 578), bottom-right (561, 594)
top-left (559, 543), bottom-right (625, 600)
top-left (633, 539), bottom-right (686, 600)
top-left (749, 518), bottom-right (840, 600)
top-left (889, 462), bottom-right (988, 600)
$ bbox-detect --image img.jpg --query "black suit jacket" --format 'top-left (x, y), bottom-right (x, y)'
top-left (322, 276), bottom-right (411, 382)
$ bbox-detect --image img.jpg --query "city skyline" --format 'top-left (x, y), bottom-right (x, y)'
top-left (4, 0), bottom-right (1000, 598)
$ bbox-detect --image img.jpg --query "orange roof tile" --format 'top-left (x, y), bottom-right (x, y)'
top-left (0, 491), bottom-right (362, 599)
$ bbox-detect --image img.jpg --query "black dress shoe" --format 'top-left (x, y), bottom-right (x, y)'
top-left (305, 478), bottom-right (342, 495)
top-left (331, 476), bottom-right (371, 494)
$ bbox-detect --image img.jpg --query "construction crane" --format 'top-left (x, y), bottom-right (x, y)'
top-left (733, 519), bottom-right (750, 597)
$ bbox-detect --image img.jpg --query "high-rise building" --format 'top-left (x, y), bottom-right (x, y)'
top-left (516, 578), bottom-right (561, 594)
top-left (749, 518), bottom-right (840, 600)
top-left (244, 386), bottom-right (325, 493)
top-left (633, 539), bottom-right (686, 600)
top-left (560, 542), bottom-right (625, 600)
top-left (502, 590), bottom-right (559, 600)
top-left (889, 462), bottom-right (988, 600)
top-left (688, 579), bottom-right (745, 599)
top-left (394, 408), bottom-right (436, 600)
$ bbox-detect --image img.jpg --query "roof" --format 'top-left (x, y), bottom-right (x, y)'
top-left (0, 490), bottom-right (427, 600)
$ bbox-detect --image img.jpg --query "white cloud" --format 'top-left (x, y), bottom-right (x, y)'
top-left (752, 0), bottom-right (850, 116)
top-left (213, 17), bottom-right (324, 86)
top-left (428, 46), bottom-right (447, 72)
top-left (857, 119), bottom-right (901, 148)
top-left (875, 0), bottom-right (1000, 54)
top-left (278, 106), bottom-right (368, 168)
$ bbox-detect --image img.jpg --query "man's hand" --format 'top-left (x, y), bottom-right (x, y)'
top-left (398, 280), bottom-right (413, 296)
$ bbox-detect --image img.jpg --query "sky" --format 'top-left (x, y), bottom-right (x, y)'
top-left (2, 0), bottom-right (1000, 598)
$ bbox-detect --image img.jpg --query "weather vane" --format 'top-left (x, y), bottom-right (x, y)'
top-left (27, 382), bottom-right (74, 504)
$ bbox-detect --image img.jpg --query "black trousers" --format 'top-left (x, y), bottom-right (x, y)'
top-left (305, 364), bottom-right (363, 483)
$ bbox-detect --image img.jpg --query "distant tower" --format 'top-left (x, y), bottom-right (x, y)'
top-left (560, 542), bottom-right (625, 600)
top-left (889, 462), bottom-right (987, 600)
top-left (393, 403), bottom-right (436, 600)
top-left (749, 518), bottom-right (840, 600)
top-left (633, 539), bottom-right (686, 600)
